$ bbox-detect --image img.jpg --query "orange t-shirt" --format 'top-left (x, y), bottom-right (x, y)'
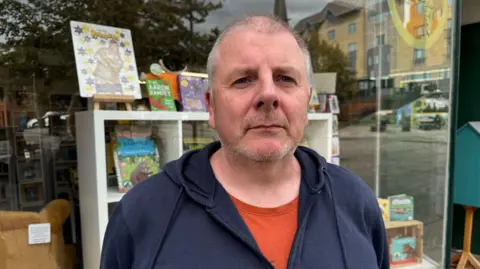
top-left (230, 195), bottom-right (299, 269)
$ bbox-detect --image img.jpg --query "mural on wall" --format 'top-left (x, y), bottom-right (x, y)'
top-left (387, 0), bottom-right (449, 49)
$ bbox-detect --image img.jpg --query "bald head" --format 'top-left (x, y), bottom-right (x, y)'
top-left (206, 15), bottom-right (314, 96)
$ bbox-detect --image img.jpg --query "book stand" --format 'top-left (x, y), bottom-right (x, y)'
top-left (92, 94), bottom-right (135, 111)
top-left (451, 206), bottom-right (480, 269)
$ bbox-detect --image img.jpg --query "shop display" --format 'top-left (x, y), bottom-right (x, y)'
top-left (76, 110), bottom-right (333, 269)
top-left (385, 221), bottom-right (424, 268)
top-left (378, 194), bottom-right (423, 267)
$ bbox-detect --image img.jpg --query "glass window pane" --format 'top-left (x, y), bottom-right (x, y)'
top-left (0, 0), bottom-right (456, 268)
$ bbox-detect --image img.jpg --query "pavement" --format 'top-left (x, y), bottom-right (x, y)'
top-left (338, 123), bottom-right (449, 264)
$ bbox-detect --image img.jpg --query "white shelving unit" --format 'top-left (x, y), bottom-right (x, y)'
top-left (76, 110), bottom-right (332, 269)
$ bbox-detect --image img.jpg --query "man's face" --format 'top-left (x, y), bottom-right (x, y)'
top-left (207, 28), bottom-right (310, 161)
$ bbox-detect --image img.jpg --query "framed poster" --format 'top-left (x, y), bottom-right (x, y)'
top-left (70, 21), bottom-right (141, 99)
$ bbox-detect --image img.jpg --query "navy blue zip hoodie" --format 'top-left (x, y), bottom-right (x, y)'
top-left (100, 141), bottom-right (389, 269)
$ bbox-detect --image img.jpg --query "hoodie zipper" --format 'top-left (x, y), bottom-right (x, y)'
top-left (286, 196), bottom-right (317, 269)
top-left (206, 208), bottom-right (275, 269)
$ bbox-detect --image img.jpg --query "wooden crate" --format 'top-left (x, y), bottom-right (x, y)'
top-left (385, 220), bottom-right (424, 268)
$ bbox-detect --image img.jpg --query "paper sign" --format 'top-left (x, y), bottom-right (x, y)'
top-left (28, 223), bottom-right (51, 245)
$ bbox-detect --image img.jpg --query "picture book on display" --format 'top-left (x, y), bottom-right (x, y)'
top-left (112, 125), bottom-right (160, 193)
top-left (178, 73), bottom-right (207, 112)
top-left (388, 194), bottom-right (414, 221)
top-left (378, 198), bottom-right (390, 222)
top-left (145, 79), bottom-right (177, 111)
top-left (183, 137), bottom-right (215, 153)
top-left (390, 236), bottom-right (417, 266)
top-left (70, 21), bottom-right (141, 98)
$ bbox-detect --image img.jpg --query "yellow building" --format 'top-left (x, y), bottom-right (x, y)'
top-left (295, 1), bottom-right (368, 80)
top-left (295, 0), bottom-right (453, 95)
top-left (390, 0), bottom-right (453, 91)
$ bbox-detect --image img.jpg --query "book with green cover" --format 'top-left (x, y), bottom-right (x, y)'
top-left (146, 79), bottom-right (177, 111)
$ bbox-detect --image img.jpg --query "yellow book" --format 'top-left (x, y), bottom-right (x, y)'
top-left (378, 198), bottom-right (390, 222)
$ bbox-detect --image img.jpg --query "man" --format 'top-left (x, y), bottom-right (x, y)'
top-left (101, 15), bottom-right (389, 269)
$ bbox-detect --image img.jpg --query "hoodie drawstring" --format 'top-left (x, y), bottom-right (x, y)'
top-left (148, 187), bottom-right (185, 269)
top-left (324, 169), bottom-right (350, 269)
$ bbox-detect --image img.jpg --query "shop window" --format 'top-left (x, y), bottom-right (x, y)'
top-left (0, 1), bottom-right (456, 268)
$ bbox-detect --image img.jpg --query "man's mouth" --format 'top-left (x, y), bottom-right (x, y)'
top-left (250, 124), bottom-right (283, 129)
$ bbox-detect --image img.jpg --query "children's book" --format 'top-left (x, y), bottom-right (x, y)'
top-left (112, 125), bottom-right (160, 193)
top-left (378, 198), bottom-right (390, 222)
top-left (178, 72), bottom-right (207, 112)
top-left (390, 236), bottom-right (417, 265)
top-left (183, 137), bottom-right (215, 153)
top-left (145, 79), bottom-right (177, 111)
top-left (308, 88), bottom-right (320, 112)
top-left (388, 194), bottom-right (414, 221)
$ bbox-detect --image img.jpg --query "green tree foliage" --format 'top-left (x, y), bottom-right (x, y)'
top-left (307, 30), bottom-right (356, 102)
top-left (0, 0), bottom-right (222, 80)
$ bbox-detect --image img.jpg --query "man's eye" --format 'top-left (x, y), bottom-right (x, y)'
top-left (233, 77), bottom-right (250, 84)
top-left (277, 76), bottom-right (295, 83)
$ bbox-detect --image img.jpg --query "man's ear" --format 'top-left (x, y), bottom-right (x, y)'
top-left (205, 90), bottom-right (216, 129)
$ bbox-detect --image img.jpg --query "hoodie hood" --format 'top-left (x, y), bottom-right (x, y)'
top-left (162, 141), bottom-right (329, 208)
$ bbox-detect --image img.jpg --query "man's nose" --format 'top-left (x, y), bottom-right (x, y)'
top-left (255, 77), bottom-right (280, 110)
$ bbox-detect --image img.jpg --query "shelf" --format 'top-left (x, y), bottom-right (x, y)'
top-left (55, 160), bottom-right (77, 166)
top-left (79, 110), bottom-right (332, 122)
top-left (76, 109), bottom-right (333, 269)
top-left (107, 187), bottom-right (125, 203)
top-left (398, 256), bottom-right (439, 268)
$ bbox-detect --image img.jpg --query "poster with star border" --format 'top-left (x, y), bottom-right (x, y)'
top-left (70, 21), bottom-right (141, 99)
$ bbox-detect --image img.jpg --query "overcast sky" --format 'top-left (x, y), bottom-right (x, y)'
top-left (196, 0), bottom-right (328, 33)
top-left (0, 0), bottom-right (327, 43)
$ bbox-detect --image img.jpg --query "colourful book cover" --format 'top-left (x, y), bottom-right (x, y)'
top-left (112, 126), bottom-right (160, 193)
top-left (378, 198), bottom-right (390, 222)
top-left (308, 88), bottom-right (320, 112)
top-left (70, 21), bottom-right (141, 98)
top-left (178, 73), bottom-right (207, 112)
top-left (388, 194), bottom-right (414, 221)
top-left (145, 79), bottom-right (177, 111)
top-left (390, 236), bottom-right (417, 265)
top-left (183, 137), bottom-right (215, 153)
